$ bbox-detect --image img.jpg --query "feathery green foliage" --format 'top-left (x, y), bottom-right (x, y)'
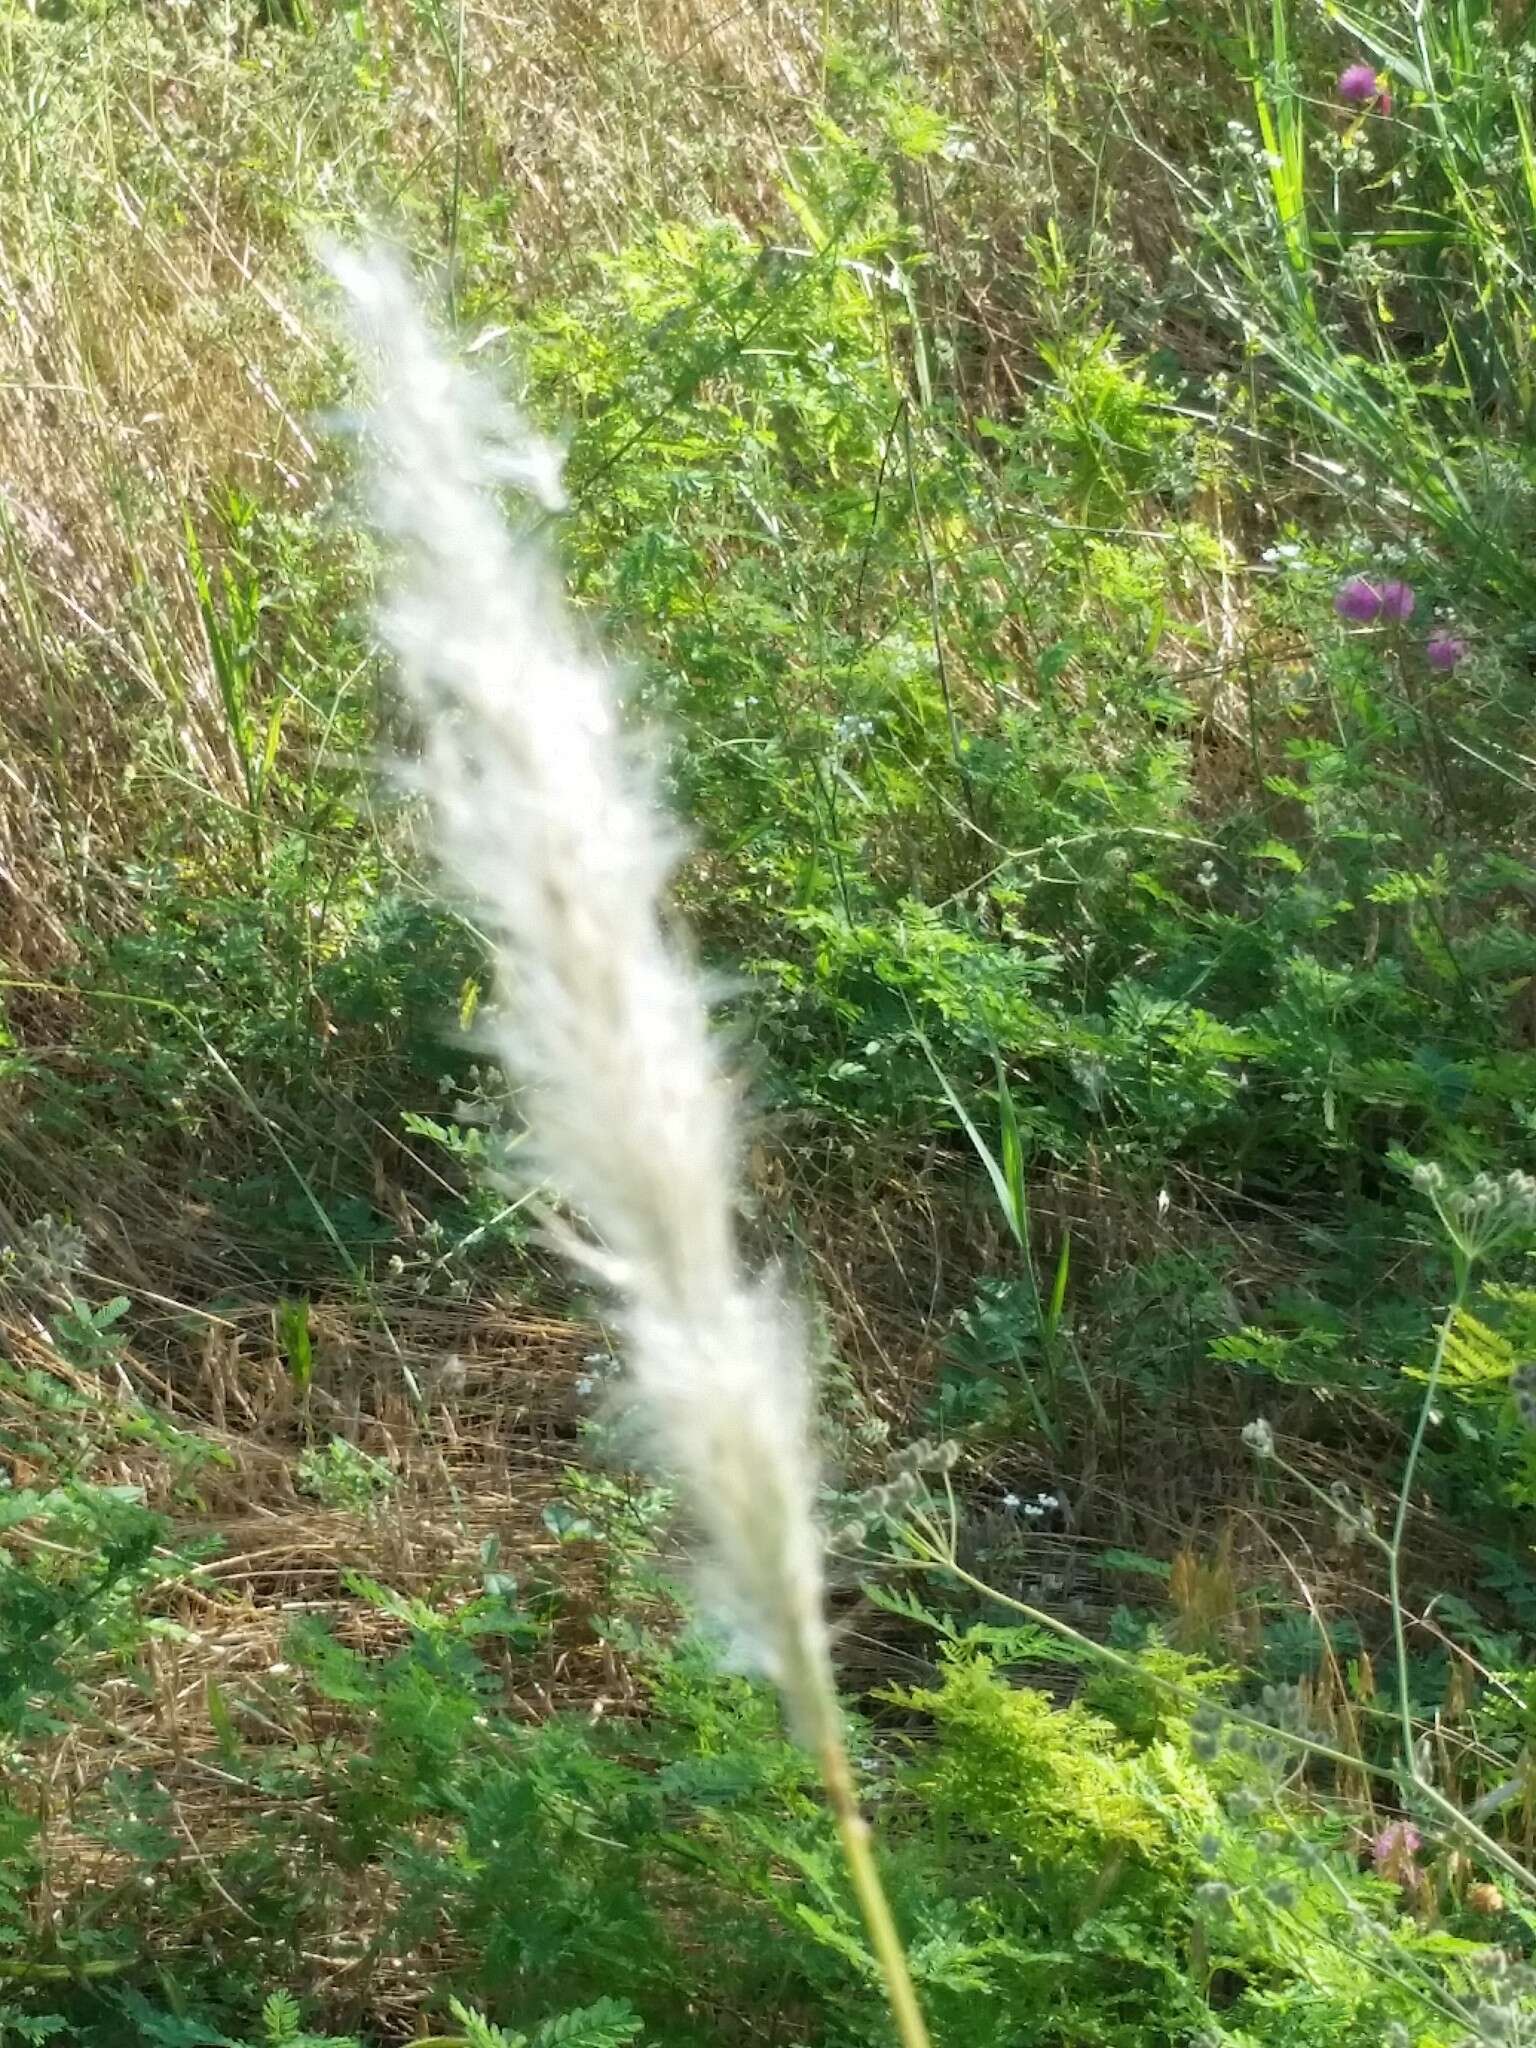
top-left (6, 0), bottom-right (1536, 2041)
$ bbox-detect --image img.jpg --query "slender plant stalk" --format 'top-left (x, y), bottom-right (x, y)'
top-left (818, 1734), bottom-right (933, 2048)
top-left (1386, 1266), bottom-right (1468, 1779)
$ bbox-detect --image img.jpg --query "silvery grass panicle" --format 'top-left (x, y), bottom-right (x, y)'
top-left (333, 248), bottom-right (930, 2048)
top-left (330, 246), bottom-right (829, 1741)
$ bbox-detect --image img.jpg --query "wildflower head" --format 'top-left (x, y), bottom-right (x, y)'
top-left (1337, 62), bottom-right (1391, 113)
top-left (1467, 1883), bottom-right (1507, 1916)
top-left (1425, 628), bottom-right (1467, 671)
top-left (1435, 1168), bottom-right (1536, 1264)
top-left (1334, 576), bottom-right (1383, 622)
top-left (1194, 1880), bottom-right (1235, 1915)
top-left (1372, 1820), bottom-right (1422, 1884)
top-left (1336, 575), bottom-right (1416, 625)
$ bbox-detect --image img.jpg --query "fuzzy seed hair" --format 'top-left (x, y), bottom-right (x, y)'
top-left (333, 248), bottom-right (835, 1748)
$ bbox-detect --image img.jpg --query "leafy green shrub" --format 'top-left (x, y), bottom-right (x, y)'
top-left (231, 1593), bottom-right (1508, 2048)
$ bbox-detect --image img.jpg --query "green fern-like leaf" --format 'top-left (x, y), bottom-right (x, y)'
top-left (262, 1992), bottom-right (302, 2045)
top-left (0, 2011), bottom-right (69, 2046)
top-left (1420, 1308), bottom-right (1512, 1393)
top-left (446, 1999), bottom-right (526, 2048)
top-left (531, 1998), bottom-right (644, 2048)
top-left (863, 1582), bottom-right (959, 1637)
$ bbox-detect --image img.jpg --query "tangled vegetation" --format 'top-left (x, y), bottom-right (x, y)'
top-left (6, 0), bottom-right (1536, 2041)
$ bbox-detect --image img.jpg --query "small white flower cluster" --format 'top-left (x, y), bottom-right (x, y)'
top-left (1242, 1417), bottom-right (1275, 1459)
top-left (1411, 1161), bottom-right (1536, 1261)
top-left (1002, 1489), bottom-right (1061, 1519)
top-left (573, 1347), bottom-right (619, 1399)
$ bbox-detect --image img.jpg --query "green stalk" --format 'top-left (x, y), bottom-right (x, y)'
top-left (1386, 1263), bottom-right (1469, 1783)
top-left (818, 1728), bottom-right (934, 2048)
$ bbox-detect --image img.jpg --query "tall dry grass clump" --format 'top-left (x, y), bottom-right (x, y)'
top-left (334, 246), bottom-right (931, 2048)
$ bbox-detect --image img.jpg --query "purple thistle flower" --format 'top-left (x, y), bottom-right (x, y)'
top-left (1378, 578), bottom-right (1416, 622)
top-left (1338, 62), bottom-right (1392, 113)
top-left (1335, 576), bottom-right (1384, 622)
top-left (1425, 628), bottom-right (1467, 671)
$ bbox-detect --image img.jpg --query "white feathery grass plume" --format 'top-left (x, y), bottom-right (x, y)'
top-left (331, 247), bottom-right (837, 1753)
top-left (336, 248), bottom-right (934, 2048)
